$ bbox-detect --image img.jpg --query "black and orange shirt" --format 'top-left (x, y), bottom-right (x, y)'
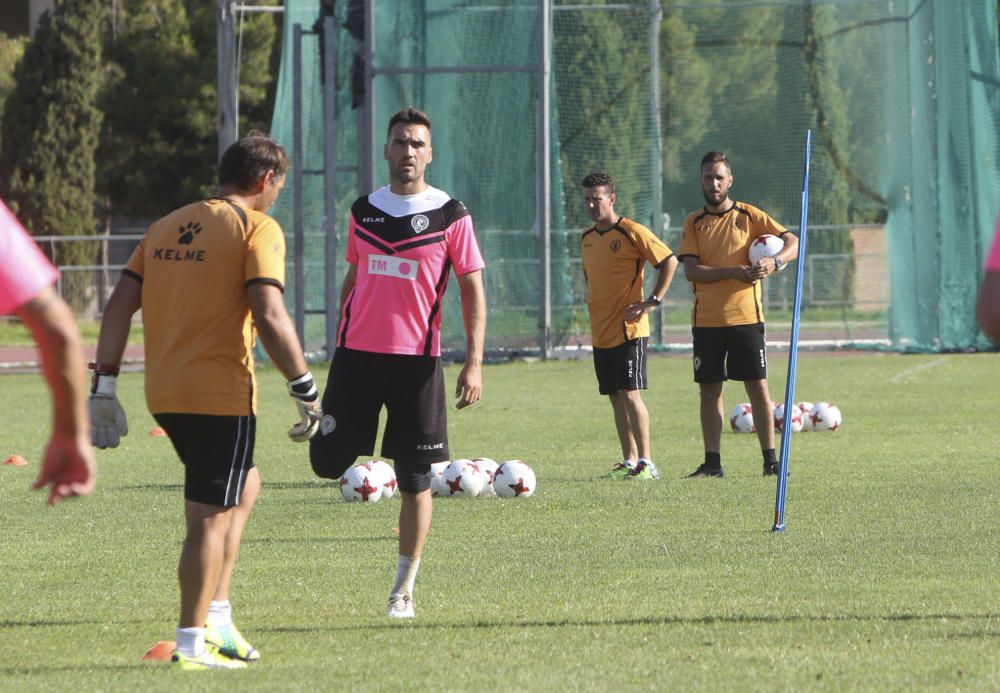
top-left (123, 198), bottom-right (286, 415)
top-left (581, 217), bottom-right (673, 348)
top-left (678, 202), bottom-right (786, 327)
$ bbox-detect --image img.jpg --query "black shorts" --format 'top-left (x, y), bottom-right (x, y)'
top-left (592, 337), bottom-right (649, 395)
top-left (692, 323), bottom-right (768, 383)
top-left (309, 348), bottom-right (448, 480)
top-left (153, 413), bottom-right (256, 508)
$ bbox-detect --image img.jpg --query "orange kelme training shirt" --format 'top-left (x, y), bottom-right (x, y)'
top-left (123, 198), bottom-right (286, 415)
top-left (581, 217), bottom-right (673, 348)
top-left (678, 202), bottom-right (786, 327)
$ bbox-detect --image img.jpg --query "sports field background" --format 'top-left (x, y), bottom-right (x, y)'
top-left (3, 352), bottom-right (1000, 689)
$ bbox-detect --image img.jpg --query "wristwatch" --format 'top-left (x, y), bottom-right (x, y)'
top-left (774, 257), bottom-right (785, 271)
top-left (647, 295), bottom-right (661, 306)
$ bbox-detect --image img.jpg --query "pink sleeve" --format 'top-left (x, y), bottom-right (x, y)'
top-left (987, 216), bottom-right (1000, 271)
top-left (446, 215), bottom-right (485, 275)
top-left (0, 199), bottom-right (59, 315)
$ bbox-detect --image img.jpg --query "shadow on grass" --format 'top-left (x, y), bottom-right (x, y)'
top-left (260, 610), bottom-right (1000, 635)
top-left (242, 535), bottom-right (395, 546)
top-left (0, 618), bottom-right (103, 628)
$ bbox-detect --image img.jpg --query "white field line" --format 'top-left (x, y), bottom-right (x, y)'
top-left (887, 356), bottom-right (951, 384)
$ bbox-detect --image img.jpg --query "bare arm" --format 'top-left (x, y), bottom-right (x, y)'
top-left (247, 283), bottom-right (309, 380)
top-left (756, 231), bottom-right (800, 276)
top-left (977, 270), bottom-right (1000, 341)
top-left (455, 269), bottom-right (486, 409)
top-left (625, 255), bottom-right (679, 323)
top-left (682, 255), bottom-right (756, 284)
top-left (95, 275), bottom-right (142, 366)
top-left (16, 286), bottom-right (96, 504)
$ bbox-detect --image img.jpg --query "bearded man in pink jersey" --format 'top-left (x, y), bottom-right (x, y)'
top-left (310, 108), bottom-right (486, 619)
top-left (0, 197), bottom-right (95, 505)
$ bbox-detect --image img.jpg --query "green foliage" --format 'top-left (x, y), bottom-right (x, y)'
top-left (98, 0), bottom-right (278, 219)
top-left (2, 354), bottom-right (1000, 688)
top-left (0, 0), bottom-right (104, 238)
top-left (554, 7), bottom-right (651, 231)
top-left (0, 0), bottom-right (104, 311)
top-left (0, 33), bottom-right (27, 148)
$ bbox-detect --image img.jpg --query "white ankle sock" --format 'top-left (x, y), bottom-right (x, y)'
top-left (392, 555), bottom-right (421, 598)
top-left (176, 626), bottom-right (205, 657)
top-left (207, 600), bottom-right (232, 627)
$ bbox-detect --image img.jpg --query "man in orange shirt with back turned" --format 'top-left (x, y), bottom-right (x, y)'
top-left (91, 132), bottom-right (320, 670)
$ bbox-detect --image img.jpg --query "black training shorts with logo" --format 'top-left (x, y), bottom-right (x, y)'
top-left (691, 322), bottom-right (768, 383)
top-left (592, 337), bottom-right (649, 395)
top-left (153, 413), bottom-right (256, 507)
top-left (310, 347), bottom-right (449, 481)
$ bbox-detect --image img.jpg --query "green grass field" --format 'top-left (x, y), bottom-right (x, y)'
top-left (2, 352), bottom-right (999, 690)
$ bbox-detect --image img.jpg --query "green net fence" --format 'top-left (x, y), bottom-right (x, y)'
top-left (269, 0), bottom-right (1000, 355)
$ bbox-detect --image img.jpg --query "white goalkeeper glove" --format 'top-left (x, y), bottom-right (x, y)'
top-left (88, 366), bottom-right (128, 449)
top-left (287, 372), bottom-right (321, 442)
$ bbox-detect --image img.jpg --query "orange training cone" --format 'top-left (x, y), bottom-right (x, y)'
top-left (142, 640), bottom-right (176, 661)
top-left (149, 426), bottom-right (167, 437)
top-left (4, 455), bottom-right (28, 466)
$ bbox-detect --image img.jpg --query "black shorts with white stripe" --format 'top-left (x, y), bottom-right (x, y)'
top-left (592, 337), bottom-right (649, 395)
top-left (153, 413), bottom-right (256, 507)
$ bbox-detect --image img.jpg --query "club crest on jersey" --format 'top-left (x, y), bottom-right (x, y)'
top-left (369, 253), bottom-right (418, 281)
top-left (610, 239), bottom-right (621, 253)
top-left (411, 214), bottom-right (430, 234)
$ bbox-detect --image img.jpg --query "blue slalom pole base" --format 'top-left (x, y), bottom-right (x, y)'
top-left (771, 523), bottom-right (786, 533)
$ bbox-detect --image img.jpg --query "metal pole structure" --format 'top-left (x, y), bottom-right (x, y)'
top-left (649, 0), bottom-right (664, 343)
top-left (216, 0), bottom-right (238, 161)
top-left (537, 0), bottom-right (552, 359)
top-left (322, 13), bottom-right (339, 356)
top-left (772, 129), bottom-right (812, 533)
top-left (362, 0), bottom-right (378, 194)
top-left (292, 23), bottom-right (306, 345)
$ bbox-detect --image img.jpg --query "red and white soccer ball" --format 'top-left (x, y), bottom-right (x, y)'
top-left (340, 462), bottom-right (383, 503)
top-left (493, 460), bottom-right (536, 498)
top-left (796, 402), bottom-right (816, 431)
top-left (748, 234), bottom-right (785, 265)
top-left (472, 457), bottom-right (499, 496)
top-left (809, 402), bottom-right (843, 431)
top-left (367, 459), bottom-right (397, 499)
top-left (443, 458), bottom-right (486, 497)
top-left (429, 461), bottom-right (450, 497)
top-left (730, 403), bottom-right (755, 433)
top-left (773, 403), bottom-right (804, 434)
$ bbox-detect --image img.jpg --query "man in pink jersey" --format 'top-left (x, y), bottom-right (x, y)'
top-left (976, 214), bottom-right (1000, 340)
top-left (310, 107), bottom-right (486, 619)
top-left (0, 197), bottom-right (95, 505)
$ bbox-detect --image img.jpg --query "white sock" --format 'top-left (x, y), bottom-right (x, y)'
top-left (391, 555), bottom-right (421, 598)
top-left (207, 600), bottom-right (232, 627)
top-left (638, 458), bottom-right (652, 466)
top-left (623, 460), bottom-right (635, 468)
top-left (176, 626), bottom-right (205, 657)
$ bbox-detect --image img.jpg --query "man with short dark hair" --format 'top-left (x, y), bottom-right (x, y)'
top-left (580, 171), bottom-right (678, 480)
top-left (310, 107), bottom-right (486, 619)
top-left (91, 131), bottom-right (320, 670)
top-left (678, 151), bottom-right (798, 478)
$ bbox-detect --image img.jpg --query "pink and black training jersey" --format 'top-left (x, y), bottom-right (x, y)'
top-left (0, 198), bottom-right (59, 315)
top-left (339, 185), bottom-right (485, 357)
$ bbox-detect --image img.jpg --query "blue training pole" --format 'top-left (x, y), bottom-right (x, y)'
top-left (772, 129), bottom-right (811, 533)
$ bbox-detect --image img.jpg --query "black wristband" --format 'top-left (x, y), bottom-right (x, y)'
top-left (647, 295), bottom-right (661, 306)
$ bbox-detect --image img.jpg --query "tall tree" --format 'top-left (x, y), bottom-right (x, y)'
top-left (0, 34), bottom-right (28, 151)
top-left (0, 0), bottom-right (104, 310)
top-left (99, 0), bottom-right (278, 220)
